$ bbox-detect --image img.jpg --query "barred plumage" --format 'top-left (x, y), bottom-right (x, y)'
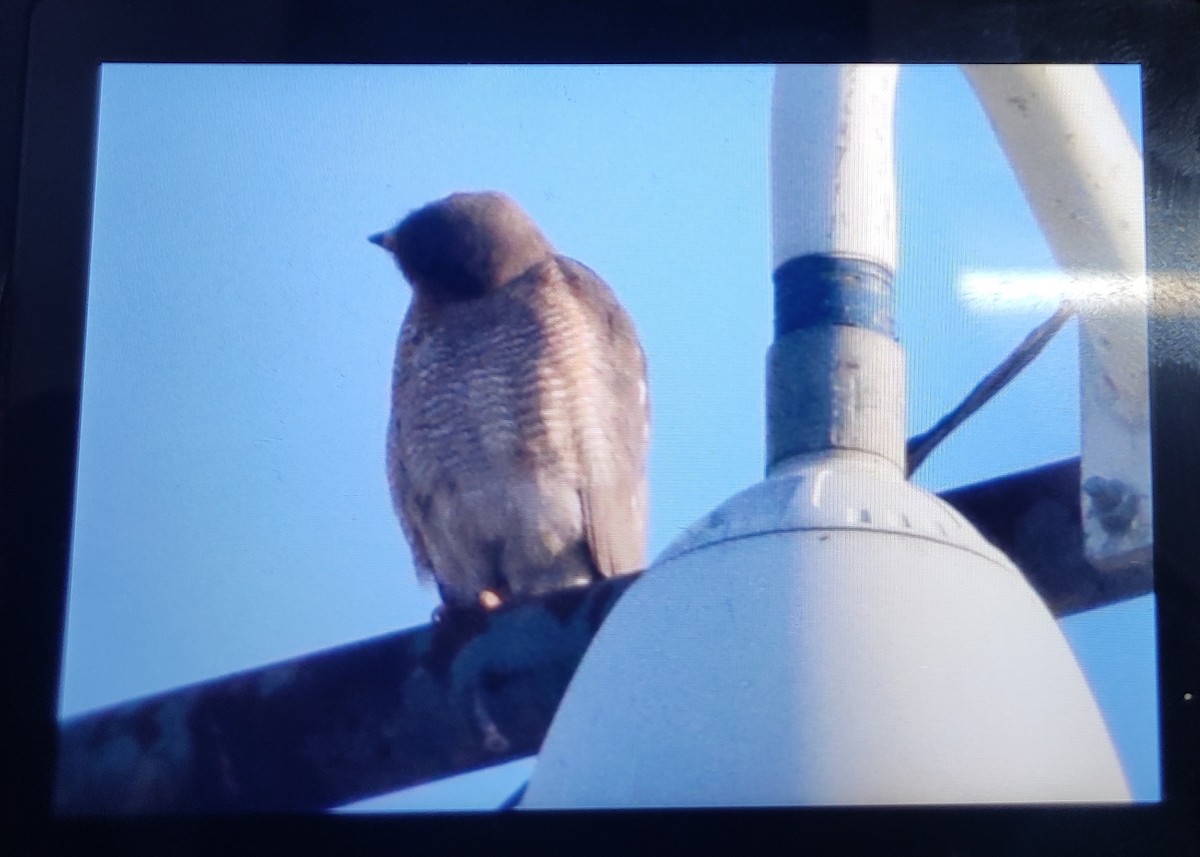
top-left (370, 192), bottom-right (649, 610)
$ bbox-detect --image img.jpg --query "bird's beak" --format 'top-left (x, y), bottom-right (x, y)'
top-left (368, 231), bottom-right (391, 250)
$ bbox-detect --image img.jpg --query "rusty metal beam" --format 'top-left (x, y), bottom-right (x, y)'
top-left (54, 456), bottom-right (1151, 814)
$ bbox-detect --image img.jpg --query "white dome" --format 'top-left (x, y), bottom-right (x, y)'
top-left (522, 453), bottom-right (1130, 808)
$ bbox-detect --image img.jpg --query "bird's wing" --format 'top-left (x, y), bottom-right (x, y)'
top-left (388, 330), bottom-right (436, 584)
top-left (388, 441), bottom-right (436, 584)
top-left (557, 257), bottom-right (650, 578)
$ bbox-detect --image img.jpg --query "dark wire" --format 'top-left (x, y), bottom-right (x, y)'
top-left (498, 780), bottom-right (528, 811)
top-left (906, 301), bottom-right (1075, 478)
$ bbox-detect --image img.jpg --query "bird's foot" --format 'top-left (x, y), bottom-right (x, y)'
top-left (430, 589), bottom-right (505, 624)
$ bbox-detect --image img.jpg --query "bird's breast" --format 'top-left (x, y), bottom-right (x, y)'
top-left (393, 278), bottom-right (598, 486)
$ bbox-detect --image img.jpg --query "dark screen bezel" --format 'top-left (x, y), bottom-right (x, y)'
top-left (4, 0), bottom-right (1199, 853)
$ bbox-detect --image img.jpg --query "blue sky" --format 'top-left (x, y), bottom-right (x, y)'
top-left (58, 63), bottom-right (1157, 809)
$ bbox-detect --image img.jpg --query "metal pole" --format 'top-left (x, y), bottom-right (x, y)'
top-left (767, 64), bottom-right (905, 473)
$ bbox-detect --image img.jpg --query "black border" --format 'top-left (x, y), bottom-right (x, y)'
top-left (3, 0), bottom-right (1200, 854)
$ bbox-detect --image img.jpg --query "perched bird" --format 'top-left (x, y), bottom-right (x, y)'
top-left (370, 191), bottom-right (649, 611)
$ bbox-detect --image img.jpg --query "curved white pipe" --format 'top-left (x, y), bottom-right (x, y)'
top-left (963, 64), bottom-right (1151, 570)
top-left (962, 65), bottom-right (1144, 275)
top-left (771, 64), bottom-right (900, 271)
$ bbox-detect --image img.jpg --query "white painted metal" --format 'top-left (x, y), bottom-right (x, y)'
top-left (962, 64), bottom-right (1152, 572)
top-left (522, 65), bottom-right (1131, 809)
top-left (522, 453), bottom-right (1131, 807)
top-left (767, 64), bottom-right (904, 471)
top-left (771, 64), bottom-right (900, 271)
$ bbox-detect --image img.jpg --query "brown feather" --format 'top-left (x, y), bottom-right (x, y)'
top-left (376, 192), bottom-right (649, 608)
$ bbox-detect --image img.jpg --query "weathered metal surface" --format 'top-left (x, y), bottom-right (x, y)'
top-left (767, 325), bottom-right (906, 471)
top-left (768, 65), bottom-right (904, 474)
top-left (940, 457), bottom-right (1152, 617)
top-left (963, 64), bottom-right (1153, 575)
top-left (54, 574), bottom-right (637, 814)
top-left (54, 457), bottom-right (1152, 813)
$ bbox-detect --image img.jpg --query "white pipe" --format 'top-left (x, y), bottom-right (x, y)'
top-left (963, 64), bottom-right (1151, 571)
top-left (771, 64), bottom-right (900, 271)
top-left (962, 65), bottom-right (1144, 274)
top-left (767, 64), bottom-right (905, 473)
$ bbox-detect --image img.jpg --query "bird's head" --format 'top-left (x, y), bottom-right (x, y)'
top-left (370, 191), bottom-right (554, 302)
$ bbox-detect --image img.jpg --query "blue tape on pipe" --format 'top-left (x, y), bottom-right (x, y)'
top-left (773, 254), bottom-right (896, 337)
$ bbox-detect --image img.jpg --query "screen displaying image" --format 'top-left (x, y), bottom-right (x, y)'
top-left (54, 63), bottom-right (1158, 812)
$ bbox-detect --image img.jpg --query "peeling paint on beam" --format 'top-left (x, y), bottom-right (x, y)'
top-left (53, 574), bottom-right (637, 814)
